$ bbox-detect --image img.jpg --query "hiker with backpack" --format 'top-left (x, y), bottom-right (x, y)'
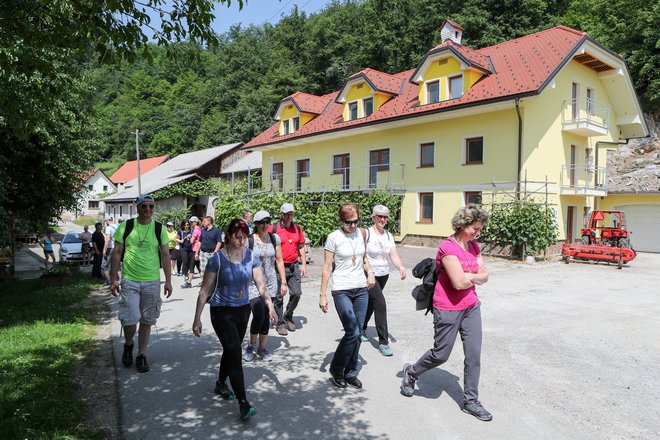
top-left (243, 210), bottom-right (287, 362)
top-left (319, 204), bottom-right (376, 389)
top-left (269, 202), bottom-right (308, 335)
top-left (361, 205), bottom-right (407, 357)
top-left (110, 194), bottom-right (172, 374)
top-left (192, 218), bottom-right (276, 421)
top-left (400, 204), bottom-right (492, 422)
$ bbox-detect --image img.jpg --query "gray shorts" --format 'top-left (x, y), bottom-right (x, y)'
top-left (118, 279), bottom-right (162, 326)
top-left (101, 247), bottom-right (113, 271)
top-left (199, 251), bottom-right (213, 273)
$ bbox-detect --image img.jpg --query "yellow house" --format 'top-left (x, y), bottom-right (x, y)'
top-left (245, 21), bottom-right (648, 245)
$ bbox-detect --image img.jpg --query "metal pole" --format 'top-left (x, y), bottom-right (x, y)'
top-left (135, 129), bottom-right (142, 196)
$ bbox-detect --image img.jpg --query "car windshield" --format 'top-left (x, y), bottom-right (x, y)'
top-left (63, 233), bottom-right (83, 244)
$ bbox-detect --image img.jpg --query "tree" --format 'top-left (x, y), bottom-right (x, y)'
top-left (1, 1), bottom-right (239, 241)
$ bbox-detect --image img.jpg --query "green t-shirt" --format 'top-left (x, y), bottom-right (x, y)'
top-left (114, 220), bottom-right (169, 282)
top-left (167, 229), bottom-right (177, 250)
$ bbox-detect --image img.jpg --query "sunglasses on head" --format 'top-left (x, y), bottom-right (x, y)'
top-left (343, 219), bottom-right (359, 226)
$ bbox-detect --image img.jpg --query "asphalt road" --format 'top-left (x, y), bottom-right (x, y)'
top-left (110, 246), bottom-right (660, 439)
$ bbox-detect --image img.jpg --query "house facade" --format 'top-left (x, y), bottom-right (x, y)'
top-left (65, 169), bottom-right (116, 218)
top-left (245, 22), bottom-right (648, 244)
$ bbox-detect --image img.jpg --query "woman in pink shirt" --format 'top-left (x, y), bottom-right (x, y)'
top-left (400, 204), bottom-right (493, 422)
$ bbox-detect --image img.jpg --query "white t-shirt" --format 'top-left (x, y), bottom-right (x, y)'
top-left (364, 227), bottom-right (395, 277)
top-left (325, 229), bottom-right (367, 291)
top-left (105, 223), bottom-right (118, 248)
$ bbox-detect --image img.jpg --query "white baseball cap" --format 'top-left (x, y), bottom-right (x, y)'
top-left (280, 203), bottom-right (295, 214)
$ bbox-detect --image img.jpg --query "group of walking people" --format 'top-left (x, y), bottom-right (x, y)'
top-left (109, 193), bottom-right (493, 423)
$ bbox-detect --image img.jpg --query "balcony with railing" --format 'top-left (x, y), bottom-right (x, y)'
top-left (562, 98), bottom-right (610, 136)
top-left (560, 164), bottom-right (607, 196)
top-left (268, 163), bottom-right (406, 193)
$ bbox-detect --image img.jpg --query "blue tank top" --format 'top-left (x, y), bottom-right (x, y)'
top-left (206, 248), bottom-right (261, 307)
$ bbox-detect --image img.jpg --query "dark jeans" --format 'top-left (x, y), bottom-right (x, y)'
top-left (363, 275), bottom-right (389, 344)
top-left (210, 305), bottom-right (251, 402)
top-left (91, 252), bottom-right (103, 279)
top-left (274, 262), bottom-right (302, 326)
top-left (410, 301), bottom-right (483, 404)
top-left (330, 288), bottom-right (368, 380)
top-left (249, 296), bottom-right (270, 335)
top-left (181, 249), bottom-right (195, 276)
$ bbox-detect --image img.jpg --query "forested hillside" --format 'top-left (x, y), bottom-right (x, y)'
top-left (86, 0), bottom-right (659, 171)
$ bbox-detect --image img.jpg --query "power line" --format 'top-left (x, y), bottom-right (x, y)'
top-left (268, 0), bottom-right (295, 23)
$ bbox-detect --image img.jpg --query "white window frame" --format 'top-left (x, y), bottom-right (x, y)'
top-left (347, 101), bottom-right (359, 120)
top-left (282, 119), bottom-right (290, 135)
top-left (426, 79), bottom-right (440, 104)
top-left (363, 97), bottom-right (374, 117)
top-left (296, 158), bottom-right (311, 192)
top-left (447, 74), bottom-right (464, 100)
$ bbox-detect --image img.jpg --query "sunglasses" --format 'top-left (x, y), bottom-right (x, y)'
top-left (256, 219), bottom-right (272, 225)
top-left (343, 219), bottom-right (359, 226)
top-left (375, 215), bottom-right (389, 220)
top-left (140, 204), bottom-right (154, 209)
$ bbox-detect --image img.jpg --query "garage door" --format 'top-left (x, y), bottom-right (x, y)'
top-left (614, 204), bottom-right (660, 253)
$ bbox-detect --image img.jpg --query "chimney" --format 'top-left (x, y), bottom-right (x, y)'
top-left (439, 19), bottom-right (463, 45)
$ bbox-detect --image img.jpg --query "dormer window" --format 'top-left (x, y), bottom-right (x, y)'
top-left (348, 102), bottom-right (358, 120)
top-left (293, 117), bottom-right (300, 131)
top-left (427, 80), bottom-right (440, 104)
top-left (283, 120), bottom-right (290, 135)
top-left (363, 98), bottom-right (374, 117)
top-left (448, 75), bottom-right (463, 99)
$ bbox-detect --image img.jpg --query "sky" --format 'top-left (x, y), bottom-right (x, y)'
top-left (211, 0), bottom-right (332, 34)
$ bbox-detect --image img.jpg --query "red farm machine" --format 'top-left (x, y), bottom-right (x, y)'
top-left (561, 210), bottom-right (636, 269)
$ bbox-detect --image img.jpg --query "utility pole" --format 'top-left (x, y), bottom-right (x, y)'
top-left (134, 129), bottom-right (143, 196)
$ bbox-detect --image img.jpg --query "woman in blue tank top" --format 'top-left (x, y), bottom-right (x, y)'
top-left (192, 218), bottom-right (276, 421)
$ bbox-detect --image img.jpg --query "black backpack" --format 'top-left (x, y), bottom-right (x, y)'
top-left (248, 232), bottom-right (277, 251)
top-left (121, 218), bottom-right (165, 265)
top-left (411, 258), bottom-right (439, 315)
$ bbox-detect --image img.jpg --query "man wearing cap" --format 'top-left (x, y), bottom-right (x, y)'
top-left (110, 194), bottom-right (172, 373)
top-left (196, 216), bottom-right (223, 275)
top-left (269, 203), bottom-right (307, 335)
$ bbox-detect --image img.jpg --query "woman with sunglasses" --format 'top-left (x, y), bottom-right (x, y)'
top-left (193, 218), bottom-right (276, 421)
top-left (243, 210), bottom-right (287, 362)
top-left (361, 205), bottom-right (406, 357)
top-left (320, 204), bottom-right (375, 389)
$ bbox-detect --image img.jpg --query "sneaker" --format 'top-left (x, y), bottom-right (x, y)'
top-left (462, 401), bottom-right (493, 422)
top-left (181, 282), bottom-right (192, 288)
top-left (378, 344), bottom-right (393, 356)
top-left (135, 354), bottom-right (150, 373)
top-left (400, 363), bottom-right (416, 397)
top-left (171, 270), bottom-right (176, 276)
top-left (257, 347), bottom-right (272, 361)
top-left (345, 376), bottom-right (363, 389)
top-left (360, 332), bottom-right (368, 342)
top-left (243, 344), bottom-right (255, 362)
top-left (121, 343), bottom-right (134, 367)
top-left (214, 380), bottom-right (234, 400)
top-left (239, 400), bottom-right (256, 421)
top-left (276, 325), bottom-right (288, 336)
top-left (286, 319), bottom-right (296, 332)
top-left (330, 372), bottom-right (346, 388)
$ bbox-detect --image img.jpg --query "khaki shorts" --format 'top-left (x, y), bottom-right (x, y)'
top-left (118, 279), bottom-right (162, 326)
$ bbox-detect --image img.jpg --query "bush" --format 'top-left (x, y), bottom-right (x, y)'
top-left (480, 201), bottom-right (558, 258)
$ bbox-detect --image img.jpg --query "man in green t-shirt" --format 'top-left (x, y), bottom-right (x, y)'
top-left (110, 194), bottom-right (172, 373)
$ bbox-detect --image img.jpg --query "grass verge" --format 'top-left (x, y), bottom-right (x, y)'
top-left (0, 276), bottom-right (104, 439)
top-left (72, 216), bottom-right (101, 228)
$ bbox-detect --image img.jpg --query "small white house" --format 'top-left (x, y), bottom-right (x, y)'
top-left (77, 169), bottom-right (116, 216)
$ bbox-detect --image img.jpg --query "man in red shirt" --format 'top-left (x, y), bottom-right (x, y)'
top-left (269, 203), bottom-right (307, 335)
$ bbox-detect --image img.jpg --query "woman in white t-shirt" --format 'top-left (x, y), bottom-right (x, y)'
top-left (320, 204), bottom-right (376, 389)
top-left (361, 205), bottom-right (406, 357)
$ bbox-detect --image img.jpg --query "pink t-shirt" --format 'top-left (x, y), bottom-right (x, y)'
top-left (433, 237), bottom-right (480, 311)
top-left (191, 226), bottom-right (202, 252)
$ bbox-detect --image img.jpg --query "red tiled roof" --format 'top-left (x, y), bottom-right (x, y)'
top-left (283, 92), bottom-right (331, 115)
top-left (440, 19), bottom-right (463, 31)
top-left (110, 154), bottom-right (169, 183)
top-left (246, 26), bottom-right (588, 149)
top-left (341, 68), bottom-right (402, 97)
